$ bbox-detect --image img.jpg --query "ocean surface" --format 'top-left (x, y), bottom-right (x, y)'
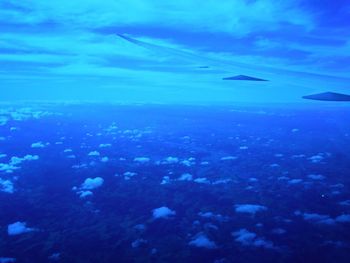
top-left (1, 103), bottom-right (350, 263)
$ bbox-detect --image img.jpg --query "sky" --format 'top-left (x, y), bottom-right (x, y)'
top-left (0, 0), bottom-right (350, 103)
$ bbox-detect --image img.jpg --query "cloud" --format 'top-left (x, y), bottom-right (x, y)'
top-left (0, 178), bottom-right (14, 193)
top-left (0, 258), bottom-right (16, 263)
top-left (1, 1), bottom-right (312, 34)
top-left (101, 157), bottom-right (109, 162)
top-left (134, 157), bottom-right (150, 163)
top-left (99, 143), bottom-right (111, 148)
top-left (220, 156), bottom-right (237, 161)
top-left (80, 177), bottom-right (104, 190)
top-left (0, 154), bottom-right (39, 173)
top-left (7, 222), bottom-right (36, 236)
top-left (77, 190), bottom-right (93, 199)
top-left (335, 214), bottom-right (350, 223)
top-left (88, 151), bottom-right (100, 157)
top-left (178, 173), bottom-right (193, 181)
top-left (307, 174), bottom-right (325, 180)
top-left (31, 141), bottom-right (47, 148)
top-left (198, 211), bottom-right (229, 222)
top-left (232, 229), bottom-right (275, 249)
top-left (152, 206), bottom-right (176, 219)
top-left (123, 171), bottom-right (137, 180)
top-left (235, 204), bottom-right (267, 215)
top-left (189, 233), bottom-right (217, 249)
top-left (296, 211), bottom-right (336, 225)
top-left (194, 178), bottom-right (210, 184)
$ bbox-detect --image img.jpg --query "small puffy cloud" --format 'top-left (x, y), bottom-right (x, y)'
top-left (31, 142), bottom-right (47, 148)
top-left (335, 214), bottom-right (350, 223)
top-left (239, 146), bottom-right (248, 150)
top-left (99, 143), bottom-right (112, 148)
top-left (48, 253), bottom-right (61, 261)
top-left (307, 174), bottom-right (325, 180)
top-left (161, 176), bottom-right (171, 185)
top-left (198, 211), bottom-right (229, 222)
top-left (22, 155), bottom-right (39, 161)
top-left (189, 233), bottom-right (217, 249)
top-left (178, 173), bottom-right (193, 181)
top-left (152, 206), bottom-right (176, 219)
top-left (271, 228), bottom-right (286, 235)
top-left (288, 178), bottom-right (303, 185)
top-left (7, 222), bottom-right (36, 236)
top-left (88, 151), bottom-right (100, 157)
top-left (308, 153), bottom-right (329, 163)
top-left (63, 149), bottom-right (73, 153)
top-left (77, 190), bottom-right (93, 198)
top-left (0, 257), bottom-right (16, 263)
top-left (0, 154), bottom-right (7, 159)
top-left (181, 158), bottom-right (195, 167)
top-left (220, 156), bottom-right (237, 161)
top-left (81, 177), bottom-right (104, 190)
top-left (232, 229), bottom-right (274, 249)
top-left (123, 171), bottom-right (137, 180)
top-left (299, 212), bottom-right (336, 225)
top-left (134, 157), bottom-right (150, 163)
top-left (0, 178), bottom-right (14, 193)
top-left (194, 177), bottom-right (210, 184)
top-left (163, 157), bottom-right (179, 164)
top-left (101, 157), bottom-right (109, 162)
top-left (235, 204), bottom-right (267, 215)
top-left (339, 200), bottom-right (350, 206)
top-left (131, 238), bottom-right (147, 248)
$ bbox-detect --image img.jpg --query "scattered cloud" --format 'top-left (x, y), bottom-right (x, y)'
top-left (7, 222), bottom-right (36, 236)
top-left (235, 204), bottom-right (267, 215)
top-left (152, 206), bottom-right (176, 219)
top-left (0, 178), bottom-right (14, 193)
top-left (232, 228), bottom-right (275, 249)
top-left (80, 177), bottom-right (104, 190)
top-left (189, 233), bottom-right (217, 249)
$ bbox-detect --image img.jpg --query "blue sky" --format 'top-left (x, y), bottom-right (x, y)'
top-left (1, 0), bottom-right (349, 103)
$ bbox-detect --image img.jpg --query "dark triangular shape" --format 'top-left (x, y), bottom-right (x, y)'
top-left (223, 75), bottom-right (268, 81)
top-left (302, 92), bottom-right (350, 101)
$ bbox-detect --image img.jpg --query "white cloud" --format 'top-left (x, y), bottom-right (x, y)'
top-left (88, 151), bottom-right (100, 157)
top-left (235, 204), bottom-right (267, 215)
top-left (178, 173), bottom-right (193, 181)
top-left (134, 157), bottom-right (150, 163)
top-left (123, 171), bottom-right (137, 180)
top-left (297, 212), bottom-right (336, 225)
top-left (31, 142), bottom-right (47, 148)
top-left (335, 214), bottom-right (350, 223)
top-left (0, 178), bottom-right (14, 193)
top-left (161, 176), bottom-right (171, 185)
top-left (101, 157), bottom-right (109, 162)
top-left (99, 143), bottom-right (112, 148)
top-left (7, 222), bottom-right (36, 236)
top-left (0, 258), bottom-right (16, 263)
top-left (9, 0), bottom-right (312, 35)
top-left (189, 233), bottom-right (217, 249)
top-left (81, 177), bottom-right (104, 190)
top-left (131, 238), bottom-right (147, 248)
top-left (220, 156), bottom-right (237, 161)
top-left (0, 155), bottom-right (39, 174)
top-left (198, 211), bottom-right (229, 222)
top-left (232, 228), bottom-right (274, 249)
top-left (162, 157), bottom-right (179, 164)
top-left (77, 190), bottom-right (93, 198)
top-left (307, 174), bottom-right (325, 180)
top-left (194, 178), bottom-right (210, 184)
top-left (152, 206), bottom-right (176, 219)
